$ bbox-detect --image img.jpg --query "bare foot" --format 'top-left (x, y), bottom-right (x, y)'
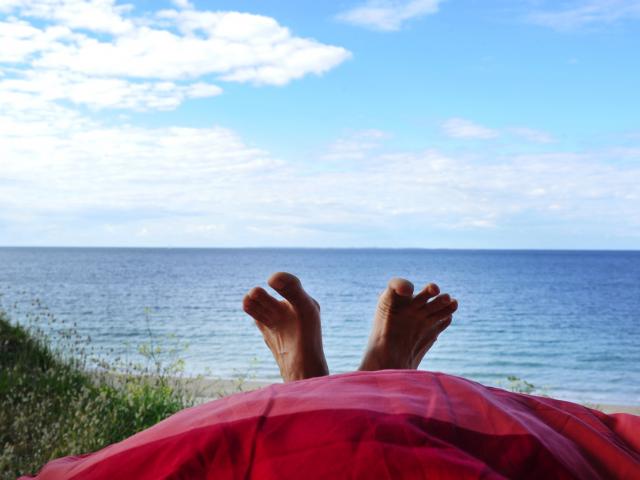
top-left (242, 272), bottom-right (329, 382)
top-left (359, 278), bottom-right (458, 371)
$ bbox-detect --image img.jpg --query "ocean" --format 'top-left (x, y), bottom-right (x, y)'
top-left (1, 247), bottom-right (638, 405)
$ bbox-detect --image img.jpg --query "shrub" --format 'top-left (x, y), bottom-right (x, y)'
top-left (502, 375), bottom-right (548, 396)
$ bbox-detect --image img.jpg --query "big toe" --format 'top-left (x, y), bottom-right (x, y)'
top-left (268, 272), bottom-right (317, 314)
top-left (388, 277), bottom-right (414, 297)
top-left (381, 277), bottom-right (414, 307)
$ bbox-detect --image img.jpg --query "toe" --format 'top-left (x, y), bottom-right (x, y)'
top-left (388, 277), bottom-right (414, 297)
top-left (248, 286), bottom-right (283, 314)
top-left (381, 277), bottom-right (414, 307)
top-left (242, 295), bottom-right (271, 325)
top-left (436, 315), bottom-right (453, 332)
top-left (450, 298), bottom-right (458, 313)
top-left (442, 298), bottom-right (458, 315)
top-left (268, 272), bottom-right (317, 314)
top-left (424, 293), bottom-right (452, 313)
top-left (413, 283), bottom-right (440, 304)
top-left (426, 297), bottom-right (458, 318)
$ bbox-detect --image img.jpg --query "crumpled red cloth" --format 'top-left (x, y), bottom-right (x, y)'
top-left (23, 370), bottom-right (640, 479)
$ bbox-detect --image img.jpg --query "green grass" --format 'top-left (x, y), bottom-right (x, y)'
top-left (0, 311), bottom-right (196, 479)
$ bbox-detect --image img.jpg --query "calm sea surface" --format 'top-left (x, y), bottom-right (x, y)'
top-left (1, 248), bottom-right (639, 405)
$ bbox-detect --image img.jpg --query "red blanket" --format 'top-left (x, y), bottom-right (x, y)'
top-left (23, 371), bottom-right (640, 479)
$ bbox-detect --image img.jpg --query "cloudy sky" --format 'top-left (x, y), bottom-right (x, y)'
top-left (1, 0), bottom-right (639, 248)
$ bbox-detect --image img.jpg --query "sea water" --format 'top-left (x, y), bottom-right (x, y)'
top-left (1, 247), bottom-right (638, 405)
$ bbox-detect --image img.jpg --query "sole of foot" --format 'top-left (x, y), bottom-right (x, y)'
top-left (242, 272), bottom-right (329, 382)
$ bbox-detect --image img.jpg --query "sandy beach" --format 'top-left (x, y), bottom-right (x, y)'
top-left (590, 404), bottom-right (640, 415)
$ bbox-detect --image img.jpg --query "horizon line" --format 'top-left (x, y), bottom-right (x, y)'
top-left (1, 246), bottom-right (639, 252)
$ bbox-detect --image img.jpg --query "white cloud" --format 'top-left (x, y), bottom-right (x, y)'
top-left (336, 0), bottom-right (442, 31)
top-left (0, 18), bottom-right (75, 62)
top-left (529, 0), bottom-right (640, 30)
top-left (29, 12), bottom-right (351, 85)
top-left (0, 69), bottom-right (223, 110)
top-left (0, 0), bottom-right (135, 35)
top-left (442, 118), bottom-right (555, 144)
top-left (322, 129), bottom-right (390, 161)
top-left (507, 127), bottom-right (555, 144)
top-left (3, 102), bottom-right (638, 247)
top-left (0, 1), bottom-right (350, 110)
top-left (442, 118), bottom-right (499, 140)
top-left (0, 102), bottom-right (280, 219)
top-left (171, 0), bottom-right (193, 10)
top-left (0, 3), bottom-right (637, 248)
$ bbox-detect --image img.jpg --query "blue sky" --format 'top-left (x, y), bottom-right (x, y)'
top-left (1, 0), bottom-right (639, 248)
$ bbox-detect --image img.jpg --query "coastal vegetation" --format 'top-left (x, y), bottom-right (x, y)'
top-left (0, 310), bottom-right (196, 480)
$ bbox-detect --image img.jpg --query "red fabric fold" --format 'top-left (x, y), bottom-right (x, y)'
top-left (23, 370), bottom-right (640, 479)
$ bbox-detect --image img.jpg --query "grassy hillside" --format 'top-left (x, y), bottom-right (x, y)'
top-left (0, 311), bottom-right (194, 479)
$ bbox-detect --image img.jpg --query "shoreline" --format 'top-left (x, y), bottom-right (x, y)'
top-left (187, 377), bottom-right (640, 415)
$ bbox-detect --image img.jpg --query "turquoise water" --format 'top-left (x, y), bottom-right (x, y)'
top-left (1, 248), bottom-right (638, 405)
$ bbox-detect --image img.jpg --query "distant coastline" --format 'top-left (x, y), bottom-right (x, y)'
top-left (1, 246), bottom-right (640, 252)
